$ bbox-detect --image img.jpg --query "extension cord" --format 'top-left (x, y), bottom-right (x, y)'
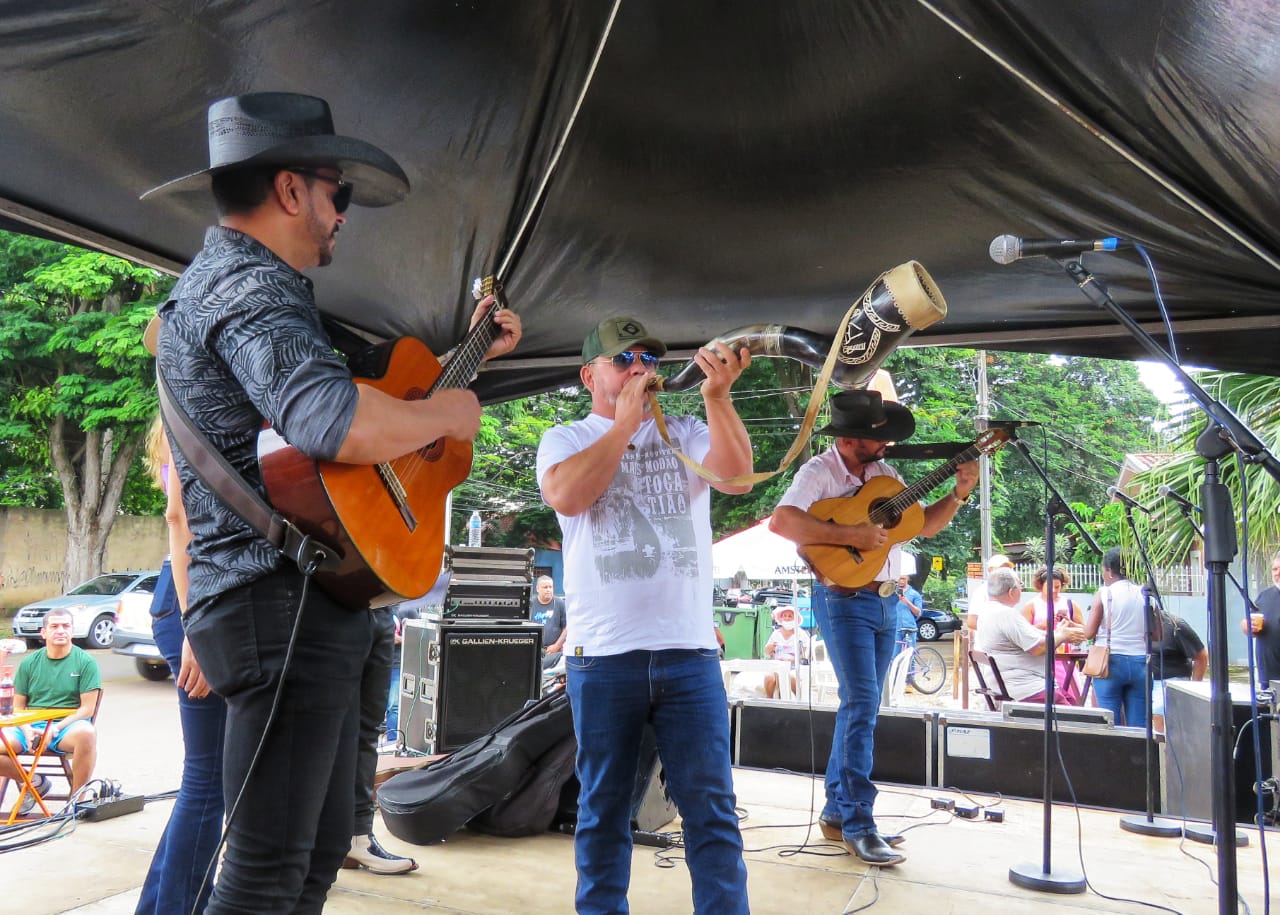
top-left (77, 794), bottom-right (146, 821)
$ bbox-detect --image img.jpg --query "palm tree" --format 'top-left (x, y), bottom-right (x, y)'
top-left (1131, 371), bottom-right (1280, 576)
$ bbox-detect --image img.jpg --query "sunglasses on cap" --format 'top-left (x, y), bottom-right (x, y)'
top-left (601, 351), bottom-right (660, 370)
top-left (290, 168), bottom-right (353, 213)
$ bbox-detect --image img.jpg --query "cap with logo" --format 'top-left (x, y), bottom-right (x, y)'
top-left (582, 316), bottom-right (667, 364)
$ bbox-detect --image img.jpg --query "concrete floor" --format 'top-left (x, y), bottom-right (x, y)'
top-left (1, 652), bottom-right (1276, 914)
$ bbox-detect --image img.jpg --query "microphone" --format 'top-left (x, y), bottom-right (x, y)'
top-left (1157, 485), bottom-right (1202, 513)
top-left (1106, 485), bottom-right (1151, 514)
top-left (989, 235), bottom-right (1122, 265)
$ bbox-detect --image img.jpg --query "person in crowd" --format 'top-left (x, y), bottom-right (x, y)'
top-left (1242, 549), bottom-right (1280, 686)
top-left (530, 575), bottom-right (567, 669)
top-left (893, 574), bottom-right (924, 657)
top-left (975, 568), bottom-right (1086, 702)
top-left (1084, 548), bottom-right (1150, 726)
top-left (1021, 566), bottom-right (1086, 702)
top-left (764, 605), bottom-right (811, 699)
top-left (966, 553), bottom-right (1014, 631)
top-left (0, 608), bottom-right (101, 812)
top-left (143, 92), bottom-right (519, 910)
top-left (135, 413), bottom-right (226, 915)
top-left (1149, 610), bottom-right (1208, 734)
top-left (383, 601), bottom-right (421, 741)
top-left (770, 388), bottom-right (978, 867)
top-left (537, 315), bottom-right (753, 913)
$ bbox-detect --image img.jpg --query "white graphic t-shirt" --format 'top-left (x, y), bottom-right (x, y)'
top-left (536, 413), bottom-right (715, 656)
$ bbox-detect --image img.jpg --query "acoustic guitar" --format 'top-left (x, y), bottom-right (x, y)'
top-left (799, 428), bottom-right (1011, 589)
top-left (258, 291), bottom-right (506, 610)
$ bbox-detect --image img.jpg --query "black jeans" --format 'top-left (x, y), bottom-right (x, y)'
top-left (353, 607), bottom-right (394, 836)
top-left (185, 568), bottom-right (374, 914)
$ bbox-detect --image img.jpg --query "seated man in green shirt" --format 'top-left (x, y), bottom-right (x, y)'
top-left (0, 607), bottom-right (102, 806)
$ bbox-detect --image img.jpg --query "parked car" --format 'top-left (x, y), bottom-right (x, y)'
top-left (10, 570), bottom-right (161, 650)
top-left (111, 590), bottom-right (171, 681)
top-left (751, 587), bottom-right (795, 606)
top-left (916, 606), bottom-right (963, 642)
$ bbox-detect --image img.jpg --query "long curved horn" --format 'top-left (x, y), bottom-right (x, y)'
top-left (658, 261), bottom-right (947, 392)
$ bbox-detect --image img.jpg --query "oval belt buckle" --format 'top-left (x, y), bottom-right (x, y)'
top-left (877, 581), bottom-right (898, 598)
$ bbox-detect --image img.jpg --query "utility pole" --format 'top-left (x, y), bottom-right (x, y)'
top-left (976, 350), bottom-right (993, 562)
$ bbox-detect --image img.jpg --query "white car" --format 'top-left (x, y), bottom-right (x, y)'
top-left (10, 571), bottom-right (161, 650)
top-left (111, 589), bottom-right (171, 681)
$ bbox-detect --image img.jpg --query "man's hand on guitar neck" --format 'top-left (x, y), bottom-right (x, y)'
top-left (468, 295), bottom-right (523, 361)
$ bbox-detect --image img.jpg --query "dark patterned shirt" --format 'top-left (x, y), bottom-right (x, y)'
top-left (157, 227), bottom-right (359, 612)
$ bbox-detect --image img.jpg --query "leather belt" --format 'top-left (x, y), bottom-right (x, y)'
top-left (826, 580), bottom-right (894, 597)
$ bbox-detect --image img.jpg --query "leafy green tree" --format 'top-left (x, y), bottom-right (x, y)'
top-left (0, 231), bottom-right (171, 586)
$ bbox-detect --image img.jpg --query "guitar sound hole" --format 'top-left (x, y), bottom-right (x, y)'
top-left (869, 498), bottom-right (900, 528)
top-left (419, 438), bottom-right (444, 462)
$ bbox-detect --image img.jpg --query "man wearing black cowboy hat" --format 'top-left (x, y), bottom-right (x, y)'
top-left (142, 92), bottom-right (521, 911)
top-left (770, 389), bottom-right (977, 866)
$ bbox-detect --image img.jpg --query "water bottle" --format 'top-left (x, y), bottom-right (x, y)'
top-left (468, 511), bottom-right (482, 547)
top-left (0, 666), bottom-right (14, 717)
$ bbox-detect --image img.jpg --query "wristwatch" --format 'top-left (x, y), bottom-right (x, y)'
top-left (948, 489), bottom-right (970, 506)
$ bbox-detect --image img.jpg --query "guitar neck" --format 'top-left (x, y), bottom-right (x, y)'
top-left (869, 442), bottom-right (985, 524)
top-left (430, 299), bottom-right (502, 394)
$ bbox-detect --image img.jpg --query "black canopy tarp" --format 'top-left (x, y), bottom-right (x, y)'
top-left (2, 0), bottom-right (1277, 400)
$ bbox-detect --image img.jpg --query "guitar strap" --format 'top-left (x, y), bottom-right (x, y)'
top-left (156, 371), bottom-right (340, 576)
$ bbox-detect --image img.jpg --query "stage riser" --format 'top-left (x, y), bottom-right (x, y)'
top-left (731, 700), bottom-right (1153, 810)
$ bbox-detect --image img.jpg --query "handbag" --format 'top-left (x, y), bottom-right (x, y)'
top-left (1082, 589), bottom-right (1112, 679)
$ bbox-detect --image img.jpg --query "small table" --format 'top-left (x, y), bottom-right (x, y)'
top-left (1057, 650), bottom-right (1095, 707)
top-left (721, 659), bottom-right (795, 701)
top-left (1, 707), bottom-right (72, 822)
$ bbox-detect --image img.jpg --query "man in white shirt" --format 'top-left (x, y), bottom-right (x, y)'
top-left (537, 316), bottom-right (753, 913)
top-left (975, 567), bottom-right (1085, 701)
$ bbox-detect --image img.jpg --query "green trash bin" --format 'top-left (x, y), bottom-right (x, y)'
top-left (754, 605), bottom-right (777, 659)
top-left (713, 606), bottom-right (759, 660)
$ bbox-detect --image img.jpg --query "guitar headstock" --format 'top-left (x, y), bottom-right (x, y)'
top-left (975, 427), bottom-right (1013, 454)
top-left (471, 274), bottom-right (508, 309)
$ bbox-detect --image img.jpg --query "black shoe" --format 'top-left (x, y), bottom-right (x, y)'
top-left (846, 833), bottom-right (906, 867)
top-left (818, 814), bottom-right (842, 842)
top-left (878, 831), bottom-right (905, 848)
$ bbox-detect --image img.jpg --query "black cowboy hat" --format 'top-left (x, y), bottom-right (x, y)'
top-left (141, 92), bottom-right (409, 207)
top-left (816, 389), bottom-right (915, 442)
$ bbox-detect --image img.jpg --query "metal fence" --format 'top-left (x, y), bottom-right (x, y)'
top-left (1012, 562), bottom-right (1205, 595)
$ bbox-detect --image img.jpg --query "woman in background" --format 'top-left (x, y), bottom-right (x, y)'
top-left (136, 414), bottom-right (227, 915)
top-left (1022, 567), bottom-right (1085, 702)
top-left (1084, 548), bottom-right (1150, 726)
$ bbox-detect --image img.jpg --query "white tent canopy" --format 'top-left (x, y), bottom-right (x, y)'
top-left (712, 521), bottom-right (812, 581)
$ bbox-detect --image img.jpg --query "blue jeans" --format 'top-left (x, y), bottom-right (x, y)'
top-left (1092, 652), bottom-right (1147, 727)
top-left (565, 649), bottom-right (748, 915)
top-left (137, 559), bottom-right (228, 915)
top-left (354, 607), bottom-right (394, 835)
top-left (812, 585), bottom-right (896, 838)
top-left (184, 568), bottom-right (373, 914)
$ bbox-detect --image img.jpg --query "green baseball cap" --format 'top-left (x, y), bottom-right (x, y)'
top-left (581, 315), bottom-right (667, 364)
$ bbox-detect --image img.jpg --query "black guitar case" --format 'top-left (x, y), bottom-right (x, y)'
top-left (379, 690), bottom-right (574, 845)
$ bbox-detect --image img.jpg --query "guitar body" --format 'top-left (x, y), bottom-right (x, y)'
top-left (259, 336), bottom-right (472, 608)
top-left (798, 476), bottom-right (926, 589)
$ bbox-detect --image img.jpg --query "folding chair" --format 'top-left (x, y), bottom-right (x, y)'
top-left (968, 650), bottom-right (1013, 712)
top-left (0, 687), bottom-right (102, 815)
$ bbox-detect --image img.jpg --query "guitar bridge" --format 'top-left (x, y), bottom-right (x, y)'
top-left (376, 463), bottom-right (418, 532)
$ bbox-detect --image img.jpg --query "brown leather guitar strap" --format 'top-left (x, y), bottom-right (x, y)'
top-left (156, 371), bottom-right (340, 575)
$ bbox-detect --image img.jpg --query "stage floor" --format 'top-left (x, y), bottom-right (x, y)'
top-left (6, 765), bottom-right (1277, 914)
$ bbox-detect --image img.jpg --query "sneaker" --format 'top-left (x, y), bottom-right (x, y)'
top-left (30, 773), bottom-right (52, 796)
top-left (342, 834), bottom-right (418, 875)
top-left (17, 790), bottom-right (37, 817)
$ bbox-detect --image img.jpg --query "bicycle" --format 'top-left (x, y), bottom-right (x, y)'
top-left (884, 626), bottom-right (947, 699)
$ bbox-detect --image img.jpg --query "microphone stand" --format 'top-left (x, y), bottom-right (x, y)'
top-left (1057, 257), bottom-right (1278, 915)
top-left (1005, 433), bottom-right (1097, 895)
top-left (1113, 502), bottom-right (1182, 838)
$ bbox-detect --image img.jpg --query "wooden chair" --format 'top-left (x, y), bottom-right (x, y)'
top-left (0, 687), bottom-right (102, 815)
top-left (968, 650), bottom-right (1013, 711)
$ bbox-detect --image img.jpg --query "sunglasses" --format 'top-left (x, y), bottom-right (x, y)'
top-left (602, 351), bottom-right (660, 370)
top-left (291, 168), bottom-right (353, 213)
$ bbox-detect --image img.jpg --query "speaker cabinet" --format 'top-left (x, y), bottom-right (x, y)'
top-left (937, 711), bottom-right (1150, 810)
top-left (732, 701), bottom-right (936, 787)
top-left (1163, 680), bottom-right (1274, 824)
top-left (399, 618), bottom-right (542, 754)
